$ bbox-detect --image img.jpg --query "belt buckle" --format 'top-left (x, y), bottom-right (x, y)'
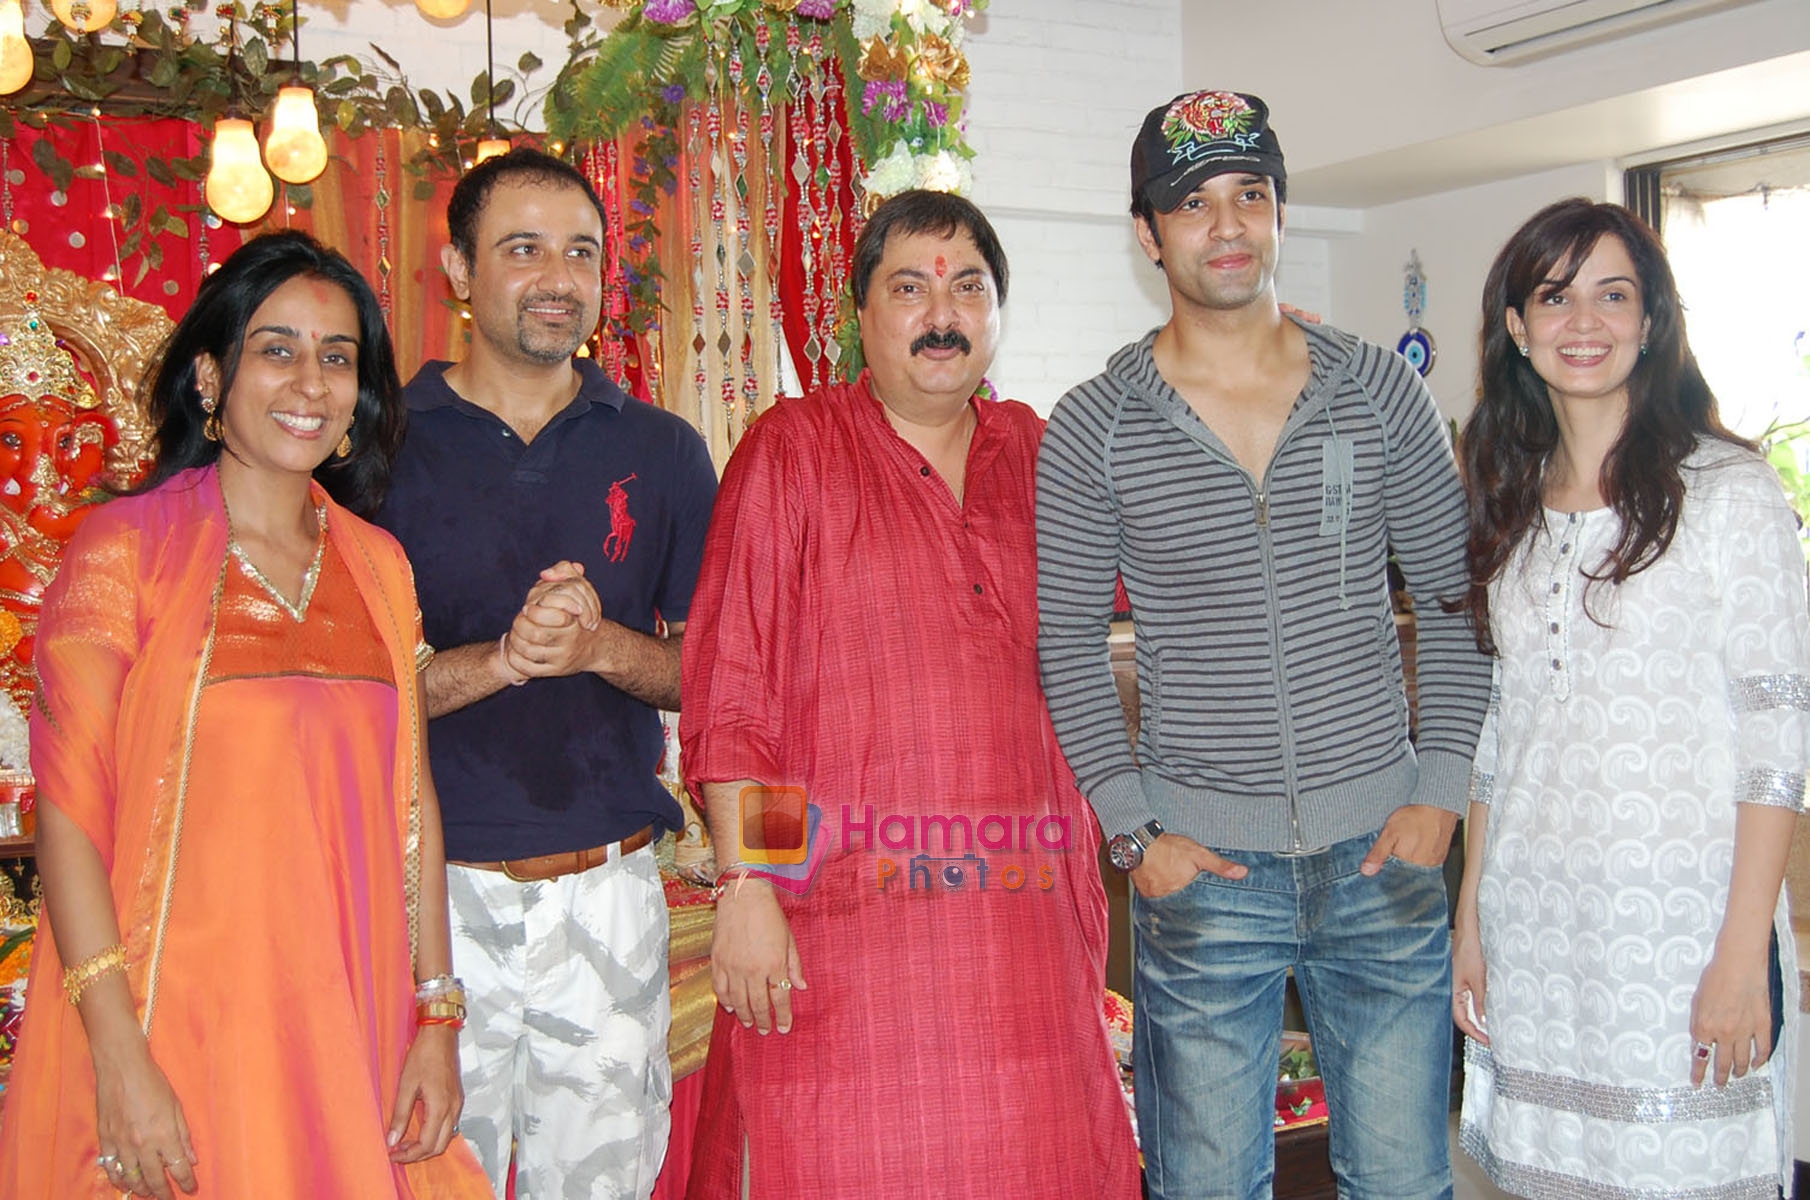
top-left (1273, 843), bottom-right (1330, 858)
top-left (500, 858), bottom-right (537, 883)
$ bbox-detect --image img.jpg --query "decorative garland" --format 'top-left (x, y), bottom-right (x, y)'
top-left (548, 0), bottom-right (982, 373)
top-left (551, 0), bottom-right (982, 199)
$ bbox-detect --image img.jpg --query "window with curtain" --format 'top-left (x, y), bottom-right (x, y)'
top-left (1629, 136), bottom-right (1810, 533)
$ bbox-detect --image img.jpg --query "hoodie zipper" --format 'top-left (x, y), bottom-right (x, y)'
top-left (1247, 467), bottom-right (1311, 855)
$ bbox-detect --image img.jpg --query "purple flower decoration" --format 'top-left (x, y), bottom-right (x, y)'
top-left (923, 100), bottom-right (949, 128)
top-left (862, 79), bottom-right (910, 123)
top-left (662, 83), bottom-right (687, 105)
top-left (629, 198), bottom-right (656, 217)
top-left (795, 0), bottom-right (836, 16)
top-left (642, 0), bottom-right (695, 24)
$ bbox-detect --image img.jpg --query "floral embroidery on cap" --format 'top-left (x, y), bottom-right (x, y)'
top-left (1162, 91), bottom-right (1261, 163)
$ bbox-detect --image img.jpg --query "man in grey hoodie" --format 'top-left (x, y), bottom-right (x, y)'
top-left (1036, 90), bottom-right (1490, 1200)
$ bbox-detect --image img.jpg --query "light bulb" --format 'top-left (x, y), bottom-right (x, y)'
top-left (0, 0), bottom-right (32, 96)
top-left (205, 118), bottom-right (275, 224)
top-left (49, 0), bottom-right (114, 32)
top-left (474, 137), bottom-right (510, 164)
top-left (262, 86), bottom-right (328, 184)
top-left (413, 0), bottom-right (469, 18)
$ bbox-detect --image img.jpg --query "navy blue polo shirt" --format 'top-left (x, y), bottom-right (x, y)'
top-left (377, 359), bottom-right (717, 862)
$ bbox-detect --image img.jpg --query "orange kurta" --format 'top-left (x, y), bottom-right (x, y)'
top-left (0, 467), bottom-right (490, 1199)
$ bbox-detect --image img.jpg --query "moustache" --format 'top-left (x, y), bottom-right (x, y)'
top-left (910, 328), bottom-right (972, 356)
top-left (520, 293), bottom-right (580, 313)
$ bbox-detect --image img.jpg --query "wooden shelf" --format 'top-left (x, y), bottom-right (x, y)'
top-left (0, 837), bottom-right (32, 858)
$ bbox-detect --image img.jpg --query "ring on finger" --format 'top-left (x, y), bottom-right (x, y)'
top-left (771, 979), bottom-right (793, 991)
top-left (1694, 1040), bottom-right (1714, 1061)
top-left (96, 1154), bottom-right (120, 1170)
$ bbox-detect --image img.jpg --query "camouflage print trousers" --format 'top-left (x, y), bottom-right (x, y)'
top-left (447, 850), bottom-right (672, 1200)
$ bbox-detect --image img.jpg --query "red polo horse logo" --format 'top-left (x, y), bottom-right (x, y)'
top-left (603, 474), bottom-right (638, 563)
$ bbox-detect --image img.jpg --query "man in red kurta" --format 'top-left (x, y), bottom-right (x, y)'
top-left (679, 190), bottom-right (1140, 1198)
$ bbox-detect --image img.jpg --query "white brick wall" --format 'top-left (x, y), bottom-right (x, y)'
top-left (963, 0), bottom-right (1183, 411)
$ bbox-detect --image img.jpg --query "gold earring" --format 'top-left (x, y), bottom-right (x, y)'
top-left (335, 425), bottom-right (353, 459)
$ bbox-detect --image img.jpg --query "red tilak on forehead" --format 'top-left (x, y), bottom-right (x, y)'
top-left (934, 255), bottom-right (947, 277)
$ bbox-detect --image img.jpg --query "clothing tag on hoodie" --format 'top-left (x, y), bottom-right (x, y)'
top-left (1318, 439), bottom-right (1355, 537)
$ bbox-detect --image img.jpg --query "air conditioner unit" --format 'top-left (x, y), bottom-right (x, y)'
top-left (1437, 0), bottom-right (1758, 65)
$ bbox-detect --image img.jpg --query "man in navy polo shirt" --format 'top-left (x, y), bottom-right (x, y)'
top-left (377, 147), bottom-right (716, 1200)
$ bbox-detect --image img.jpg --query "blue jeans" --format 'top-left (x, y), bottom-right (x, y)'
top-left (1133, 832), bottom-right (1453, 1200)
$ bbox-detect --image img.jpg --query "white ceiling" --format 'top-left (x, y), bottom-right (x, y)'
top-left (1288, 48), bottom-right (1810, 207)
top-left (1179, 0), bottom-right (1810, 210)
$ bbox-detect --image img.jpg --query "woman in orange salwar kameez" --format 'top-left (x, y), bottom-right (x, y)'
top-left (0, 232), bottom-right (493, 1200)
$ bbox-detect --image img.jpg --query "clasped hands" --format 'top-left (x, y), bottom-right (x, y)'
top-left (498, 560), bottom-right (616, 682)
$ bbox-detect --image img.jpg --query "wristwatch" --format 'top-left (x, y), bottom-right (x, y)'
top-left (1107, 819), bottom-right (1165, 872)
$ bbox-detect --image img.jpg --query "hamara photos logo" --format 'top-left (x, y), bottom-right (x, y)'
top-left (735, 786), bottom-right (1071, 897)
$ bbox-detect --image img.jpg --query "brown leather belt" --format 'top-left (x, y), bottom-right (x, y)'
top-left (452, 825), bottom-right (656, 883)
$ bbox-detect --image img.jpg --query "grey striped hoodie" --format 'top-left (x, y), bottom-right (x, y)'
top-left (1036, 320), bottom-right (1492, 852)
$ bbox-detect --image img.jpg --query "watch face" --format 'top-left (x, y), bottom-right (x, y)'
top-left (1108, 835), bottom-right (1143, 872)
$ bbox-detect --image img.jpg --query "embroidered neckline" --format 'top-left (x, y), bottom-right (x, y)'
top-left (228, 503), bottom-right (327, 622)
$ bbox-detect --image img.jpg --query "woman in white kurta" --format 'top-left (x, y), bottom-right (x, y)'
top-left (1452, 198), bottom-right (1808, 1199)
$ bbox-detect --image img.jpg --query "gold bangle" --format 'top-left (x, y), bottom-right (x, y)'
top-left (417, 999), bottom-right (467, 1023)
top-left (63, 943), bottom-right (127, 1006)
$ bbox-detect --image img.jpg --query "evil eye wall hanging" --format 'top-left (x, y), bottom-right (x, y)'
top-left (1396, 249), bottom-right (1436, 378)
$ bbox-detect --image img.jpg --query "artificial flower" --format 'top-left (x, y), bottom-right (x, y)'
top-left (851, 0), bottom-right (895, 40)
top-left (794, 0), bottom-right (836, 15)
top-left (862, 79), bottom-right (909, 121)
top-left (914, 147), bottom-right (968, 193)
top-left (913, 31), bottom-right (969, 89)
top-left (643, 0), bottom-right (698, 23)
top-left (863, 141), bottom-right (916, 196)
top-left (898, 0), bottom-right (949, 36)
top-left (857, 36), bottom-right (909, 81)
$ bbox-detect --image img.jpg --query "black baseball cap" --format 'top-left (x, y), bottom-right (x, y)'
top-left (1131, 90), bottom-right (1287, 213)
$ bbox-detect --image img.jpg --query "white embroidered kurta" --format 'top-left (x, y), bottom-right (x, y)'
top-left (1461, 445), bottom-right (1809, 1200)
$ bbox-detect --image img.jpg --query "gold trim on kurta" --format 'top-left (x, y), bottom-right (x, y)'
top-left (139, 557), bottom-right (228, 1037)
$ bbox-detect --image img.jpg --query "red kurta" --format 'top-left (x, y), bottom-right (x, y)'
top-left (680, 375), bottom-right (1140, 1199)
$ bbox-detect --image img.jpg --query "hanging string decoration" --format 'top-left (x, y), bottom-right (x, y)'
top-left (549, 0), bottom-right (986, 449)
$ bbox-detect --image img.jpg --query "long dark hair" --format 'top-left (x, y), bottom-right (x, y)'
top-left (1458, 198), bottom-right (1747, 652)
top-left (136, 230), bottom-right (405, 514)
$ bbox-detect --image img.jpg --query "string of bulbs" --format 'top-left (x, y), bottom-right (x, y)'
top-left (0, 0), bottom-right (501, 225)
